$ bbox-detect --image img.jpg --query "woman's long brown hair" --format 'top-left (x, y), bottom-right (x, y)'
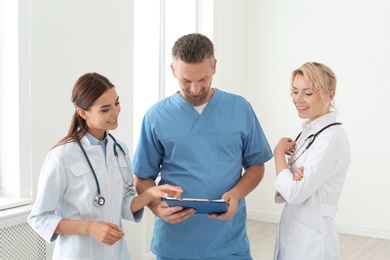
top-left (52, 73), bottom-right (114, 150)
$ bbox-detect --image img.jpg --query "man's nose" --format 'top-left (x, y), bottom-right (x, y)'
top-left (190, 82), bottom-right (201, 95)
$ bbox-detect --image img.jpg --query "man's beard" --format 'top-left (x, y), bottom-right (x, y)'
top-left (183, 85), bottom-right (212, 106)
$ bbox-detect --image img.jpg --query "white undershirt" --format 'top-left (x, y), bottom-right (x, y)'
top-left (193, 103), bottom-right (208, 114)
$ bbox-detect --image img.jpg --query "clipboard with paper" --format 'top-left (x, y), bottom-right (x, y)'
top-left (162, 197), bottom-right (228, 214)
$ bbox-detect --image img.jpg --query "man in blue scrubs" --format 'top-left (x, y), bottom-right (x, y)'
top-left (132, 33), bottom-right (273, 260)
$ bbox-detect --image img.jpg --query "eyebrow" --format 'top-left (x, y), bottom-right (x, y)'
top-left (292, 87), bottom-right (312, 91)
top-left (180, 75), bottom-right (208, 82)
top-left (99, 96), bottom-right (119, 109)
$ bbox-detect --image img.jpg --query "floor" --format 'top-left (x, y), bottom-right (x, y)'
top-left (247, 219), bottom-right (390, 260)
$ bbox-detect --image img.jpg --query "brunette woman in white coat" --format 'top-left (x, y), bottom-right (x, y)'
top-left (28, 73), bottom-right (183, 260)
top-left (273, 62), bottom-right (351, 260)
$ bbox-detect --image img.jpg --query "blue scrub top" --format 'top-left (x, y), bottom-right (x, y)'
top-left (132, 89), bottom-right (272, 258)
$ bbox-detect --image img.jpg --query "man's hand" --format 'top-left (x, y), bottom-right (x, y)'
top-left (208, 192), bottom-right (238, 221)
top-left (150, 200), bottom-right (195, 224)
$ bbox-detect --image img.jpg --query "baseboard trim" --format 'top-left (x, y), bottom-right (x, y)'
top-left (247, 211), bottom-right (280, 224)
top-left (247, 211), bottom-right (390, 240)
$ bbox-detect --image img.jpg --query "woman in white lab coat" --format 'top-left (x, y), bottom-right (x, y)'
top-left (28, 72), bottom-right (183, 260)
top-left (273, 62), bottom-right (351, 260)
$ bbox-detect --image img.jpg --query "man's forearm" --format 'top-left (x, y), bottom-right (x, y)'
top-left (134, 176), bottom-right (156, 193)
top-left (229, 164), bottom-right (265, 199)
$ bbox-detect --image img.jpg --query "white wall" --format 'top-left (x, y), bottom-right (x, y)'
top-left (26, 3), bottom-right (390, 260)
top-left (242, 0), bottom-right (390, 239)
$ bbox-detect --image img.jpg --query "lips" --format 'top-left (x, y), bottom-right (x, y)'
top-left (108, 118), bottom-right (117, 123)
top-left (296, 106), bottom-right (308, 112)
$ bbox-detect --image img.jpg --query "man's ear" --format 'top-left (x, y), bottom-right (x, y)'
top-left (171, 63), bottom-right (177, 78)
top-left (211, 59), bottom-right (217, 75)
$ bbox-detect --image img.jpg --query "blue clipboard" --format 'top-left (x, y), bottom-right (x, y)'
top-left (162, 197), bottom-right (228, 214)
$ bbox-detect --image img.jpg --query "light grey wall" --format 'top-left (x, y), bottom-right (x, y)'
top-left (29, 0), bottom-right (138, 257)
top-left (212, 0), bottom-right (247, 96)
top-left (30, 0), bottom-right (134, 191)
top-left (241, 0), bottom-right (390, 239)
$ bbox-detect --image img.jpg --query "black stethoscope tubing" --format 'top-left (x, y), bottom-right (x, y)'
top-left (288, 122), bottom-right (342, 166)
top-left (77, 133), bottom-right (126, 207)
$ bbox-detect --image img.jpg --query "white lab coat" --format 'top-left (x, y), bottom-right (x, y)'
top-left (274, 112), bottom-right (351, 260)
top-left (28, 135), bottom-right (143, 260)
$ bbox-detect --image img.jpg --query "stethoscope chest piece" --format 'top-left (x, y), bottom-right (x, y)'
top-left (94, 195), bottom-right (105, 207)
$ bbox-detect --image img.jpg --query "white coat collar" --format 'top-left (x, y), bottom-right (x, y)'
top-left (301, 111), bottom-right (338, 135)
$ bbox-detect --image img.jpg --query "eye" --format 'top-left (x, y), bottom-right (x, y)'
top-left (305, 93), bottom-right (313, 96)
top-left (200, 77), bottom-right (207, 82)
top-left (101, 108), bottom-right (109, 113)
top-left (115, 101), bottom-right (120, 106)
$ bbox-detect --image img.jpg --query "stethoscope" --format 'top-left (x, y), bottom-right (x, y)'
top-left (288, 122), bottom-right (342, 166)
top-left (77, 133), bottom-right (129, 207)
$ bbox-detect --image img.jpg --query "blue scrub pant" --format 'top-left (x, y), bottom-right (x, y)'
top-left (156, 250), bottom-right (252, 260)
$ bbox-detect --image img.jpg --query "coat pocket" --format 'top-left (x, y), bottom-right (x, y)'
top-left (69, 161), bottom-right (92, 177)
top-left (286, 219), bottom-right (322, 259)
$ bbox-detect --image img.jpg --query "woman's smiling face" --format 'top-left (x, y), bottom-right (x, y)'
top-left (291, 73), bottom-right (330, 122)
top-left (78, 87), bottom-right (121, 140)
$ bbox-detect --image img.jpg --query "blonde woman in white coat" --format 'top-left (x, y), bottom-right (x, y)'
top-left (28, 73), bottom-right (183, 260)
top-left (273, 62), bottom-right (351, 260)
